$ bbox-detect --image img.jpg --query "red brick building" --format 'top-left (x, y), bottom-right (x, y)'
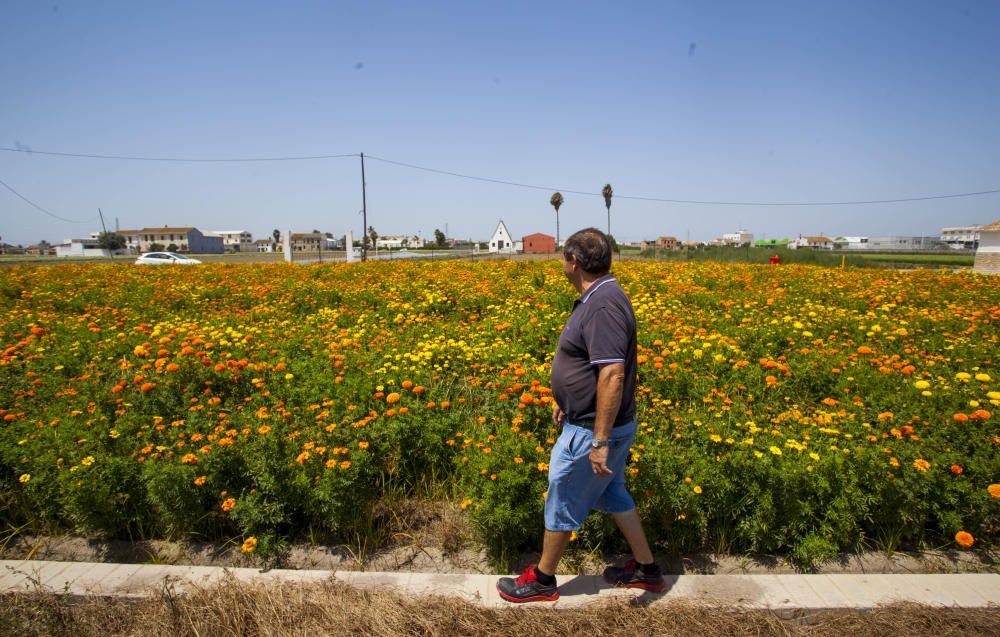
top-left (522, 233), bottom-right (556, 254)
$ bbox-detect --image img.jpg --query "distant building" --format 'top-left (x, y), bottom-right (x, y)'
top-left (55, 238), bottom-right (128, 257)
top-left (867, 236), bottom-right (944, 251)
top-left (522, 232), bottom-right (556, 254)
top-left (789, 236), bottom-right (834, 250)
top-left (973, 219), bottom-right (1000, 274)
top-left (25, 244), bottom-right (56, 256)
top-left (489, 221), bottom-right (515, 254)
top-left (712, 230), bottom-right (754, 247)
top-left (254, 239), bottom-right (274, 253)
top-left (0, 243), bottom-right (22, 255)
top-left (941, 225), bottom-right (982, 249)
top-left (289, 232), bottom-right (324, 251)
top-left (833, 236), bottom-right (869, 250)
top-left (754, 238), bottom-right (791, 248)
top-left (210, 230), bottom-right (254, 252)
top-left (120, 227), bottom-right (224, 254)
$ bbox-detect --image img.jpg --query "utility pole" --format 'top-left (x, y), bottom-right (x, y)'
top-left (360, 152), bottom-right (368, 262)
top-left (98, 208), bottom-right (114, 262)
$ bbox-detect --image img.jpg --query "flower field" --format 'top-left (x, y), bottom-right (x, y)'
top-left (1, 261), bottom-right (997, 564)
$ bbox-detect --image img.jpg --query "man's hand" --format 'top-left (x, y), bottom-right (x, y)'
top-left (589, 446), bottom-right (612, 478)
top-left (552, 403), bottom-right (565, 428)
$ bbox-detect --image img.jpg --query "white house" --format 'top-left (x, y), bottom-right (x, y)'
top-left (788, 236), bottom-right (834, 250)
top-left (55, 237), bottom-right (127, 257)
top-left (254, 239), bottom-right (274, 253)
top-left (489, 221), bottom-right (515, 254)
top-left (973, 219), bottom-right (1000, 274)
top-left (941, 225), bottom-right (982, 249)
top-left (720, 230), bottom-right (754, 246)
top-left (833, 236), bottom-right (870, 250)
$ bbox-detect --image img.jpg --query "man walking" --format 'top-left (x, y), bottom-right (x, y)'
top-left (497, 228), bottom-right (664, 603)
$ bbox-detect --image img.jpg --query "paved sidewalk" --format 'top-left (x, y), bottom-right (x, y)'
top-left (2, 560), bottom-right (998, 611)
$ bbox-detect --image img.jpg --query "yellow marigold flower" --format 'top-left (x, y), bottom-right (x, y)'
top-left (284, 373), bottom-right (294, 380)
top-left (913, 458), bottom-right (930, 472)
top-left (386, 392), bottom-right (401, 404)
top-left (975, 373), bottom-right (991, 382)
top-left (81, 456), bottom-right (95, 466)
top-left (769, 446), bottom-right (782, 456)
top-left (914, 380), bottom-right (930, 390)
top-left (257, 425), bottom-right (271, 435)
top-left (19, 473), bottom-right (30, 483)
top-left (693, 485), bottom-right (702, 494)
top-left (193, 475), bottom-right (207, 486)
top-left (460, 498), bottom-right (473, 510)
top-left (241, 536), bottom-right (258, 553)
top-left (181, 453), bottom-right (199, 465)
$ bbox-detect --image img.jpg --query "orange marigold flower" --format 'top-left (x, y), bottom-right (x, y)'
top-left (221, 497), bottom-right (236, 512)
top-left (402, 380), bottom-right (413, 389)
top-left (193, 475), bottom-right (207, 486)
top-left (140, 382), bottom-right (156, 392)
top-left (950, 465), bottom-right (963, 474)
top-left (440, 401), bottom-right (451, 409)
top-left (296, 451), bottom-right (310, 464)
top-left (241, 536), bottom-right (257, 553)
top-left (359, 441), bottom-right (369, 449)
top-left (988, 484), bottom-right (1000, 498)
top-left (386, 392), bottom-right (401, 404)
top-left (953, 413), bottom-right (969, 423)
top-left (180, 453), bottom-right (199, 465)
top-left (954, 531), bottom-right (974, 548)
top-left (339, 460), bottom-right (351, 470)
top-left (520, 393), bottom-right (534, 405)
top-left (913, 458), bottom-right (930, 472)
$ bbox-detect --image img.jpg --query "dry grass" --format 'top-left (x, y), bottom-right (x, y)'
top-left (1, 578), bottom-right (997, 637)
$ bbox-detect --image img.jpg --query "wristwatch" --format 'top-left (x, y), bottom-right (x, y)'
top-left (591, 438), bottom-right (609, 449)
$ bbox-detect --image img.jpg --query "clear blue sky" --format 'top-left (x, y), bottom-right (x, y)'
top-left (2, 0), bottom-right (999, 246)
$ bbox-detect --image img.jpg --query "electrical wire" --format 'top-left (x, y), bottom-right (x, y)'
top-left (3, 145), bottom-right (999, 206)
top-left (366, 155), bottom-right (1000, 206)
top-left (0, 147), bottom-right (359, 163)
top-left (0, 176), bottom-right (97, 224)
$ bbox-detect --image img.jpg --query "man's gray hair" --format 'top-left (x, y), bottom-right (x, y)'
top-left (563, 228), bottom-right (611, 275)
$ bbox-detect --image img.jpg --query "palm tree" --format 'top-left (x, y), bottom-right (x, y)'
top-left (602, 184), bottom-right (613, 239)
top-left (549, 192), bottom-right (563, 249)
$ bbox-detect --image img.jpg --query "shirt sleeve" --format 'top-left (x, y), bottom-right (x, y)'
top-left (581, 305), bottom-right (629, 365)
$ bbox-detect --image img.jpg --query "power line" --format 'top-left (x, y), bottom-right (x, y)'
top-left (3, 145), bottom-right (999, 206)
top-left (0, 147), bottom-right (359, 163)
top-left (366, 155), bottom-right (1000, 206)
top-left (0, 176), bottom-right (97, 224)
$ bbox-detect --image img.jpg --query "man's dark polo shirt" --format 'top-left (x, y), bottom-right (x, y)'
top-left (551, 273), bottom-right (637, 427)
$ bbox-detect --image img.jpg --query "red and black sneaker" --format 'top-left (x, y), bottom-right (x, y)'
top-left (602, 559), bottom-right (667, 592)
top-left (496, 564), bottom-right (559, 603)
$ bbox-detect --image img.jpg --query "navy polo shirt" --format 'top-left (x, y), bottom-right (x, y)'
top-left (551, 274), bottom-right (637, 427)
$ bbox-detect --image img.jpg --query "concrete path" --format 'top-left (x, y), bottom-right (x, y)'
top-left (2, 560), bottom-right (998, 611)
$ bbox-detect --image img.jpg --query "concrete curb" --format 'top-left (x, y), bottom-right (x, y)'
top-left (2, 560), bottom-right (998, 611)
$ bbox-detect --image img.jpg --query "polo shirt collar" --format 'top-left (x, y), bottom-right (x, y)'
top-left (579, 273), bottom-right (616, 304)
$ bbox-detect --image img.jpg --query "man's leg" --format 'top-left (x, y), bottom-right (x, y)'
top-left (538, 529), bottom-right (572, 576)
top-left (611, 508), bottom-right (654, 564)
top-left (605, 508), bottom-right (665, 591)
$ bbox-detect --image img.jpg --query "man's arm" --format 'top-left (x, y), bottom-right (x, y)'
top-left (590, 362), bottom-right (625, 477)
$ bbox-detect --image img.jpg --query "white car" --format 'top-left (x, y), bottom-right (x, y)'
top-left (135, 252), bottom-right (202, 265)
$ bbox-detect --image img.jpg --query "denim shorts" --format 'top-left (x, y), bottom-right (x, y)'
top-left (543, 420), bottom-right (638, 532)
